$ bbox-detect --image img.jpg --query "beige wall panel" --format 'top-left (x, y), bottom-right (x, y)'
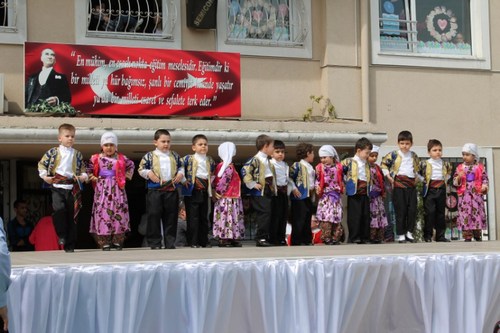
top-left (490, 1), bottom-right (500, 71)
top-left (27, 0), bottom-right (75, 43)
top-left (323, 0), bottom-right (358, 67)
top-left (322, 67), bottom-right (361, 120)
top-left (371, 69), bottom-right (496, 147)
top-left (0, 46), bottom-right (24, 113)
top-left (239, 58), bottom-right (321, 120)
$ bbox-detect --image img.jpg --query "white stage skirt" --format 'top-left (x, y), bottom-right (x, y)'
top-left (8, 254), bottom-right (500, 333)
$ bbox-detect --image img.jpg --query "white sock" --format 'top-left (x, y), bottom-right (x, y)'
top-left (406, 232), bottom-right (414, 240)
top-left (398, 235), bottom-right (405, 241)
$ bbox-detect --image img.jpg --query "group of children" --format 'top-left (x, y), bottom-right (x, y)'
top-left (37, 124), bottom-right (489, 252)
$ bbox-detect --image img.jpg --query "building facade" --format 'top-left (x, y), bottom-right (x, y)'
top-left (0, 0), bottom-right (497, 241)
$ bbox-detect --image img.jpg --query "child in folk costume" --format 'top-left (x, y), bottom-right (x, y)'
top-left (87, 132), bottom-right (135, 250)
top-left (38, 123), bottom-right (88, 253)
top-left (453, 143), bottom-right (488, 242)
top-left (213, 142), bottom-right (245, 247)
top-left (367, 145), bottom-right (388, 243)
top-left (315, 145), bottom-right (344, 245)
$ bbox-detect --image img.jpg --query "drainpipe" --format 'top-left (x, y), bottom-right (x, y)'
top-left (360, 0), bottom-right (370, 123)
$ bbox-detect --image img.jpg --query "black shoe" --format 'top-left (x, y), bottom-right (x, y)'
top-left (58, 238), bottom-right (66, 246)
top-left (436, 237), bottom-right (450, 242)
top-left (474, 238), bottom-right (482, 242)
top-left (351, 239), bottom-right (361, 244)
top-left (113, 243), bottom-right (123, 250)
top-left (424, 238), bottom-right (432, 243)
top-left (218, 241), bottom-right (232, 248)
top-left (64, 247), bottom-right (74, 253)
top-left (279, 241), bottom-right (288, 246)
top-left (301, 242), bottom-right (313, 246)
top-left (371, 240), bottom-right (382, 244)
top-left (165, 245), bottom-right (176, 249)
top-left (256, 239), bottom-right (272, 247)
top-left (191, 245), bottom-right (201, 248)
top-left (398, 239), bottom-right (407, 244)
top-left (464, 239), bottom-right (472, 242)
top-left (102, 244), bottom-right (111, 251)
top-left (231, 241), bottom-right (243, 247)
top-left (151, 246), bottom-right (162, 250)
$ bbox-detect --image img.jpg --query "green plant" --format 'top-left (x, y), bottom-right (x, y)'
top-left (25, 100), bottom-right (78, 115)
top-left (303, 95), bottom-right (336, 121)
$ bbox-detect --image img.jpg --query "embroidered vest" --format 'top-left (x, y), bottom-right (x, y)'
top-left (90, 153), bottom-right (127, 189)
top-left (214, 163), bottom-right (241, 198)
top-left (456, 163), bottom-right (484, 196)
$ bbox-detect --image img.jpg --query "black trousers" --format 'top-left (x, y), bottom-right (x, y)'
top-left (251, 196), bottom-right (273, 241)
top-left (290, 198), bottom-right (313, 245)
top-left (270, 191), bottom-right (288, 244)
top-left (392, 187), bottom-right (417, 236)
top-left (146, 190), bottom-right (179, 249)
top-left (185, 189), bottom-right (209, 247)
top-left (424, 187), bottom-right (446, 240)
top-left (347, 194), bottom-right (370, 243)
top-left (51, 187), bottom-right (77, 251)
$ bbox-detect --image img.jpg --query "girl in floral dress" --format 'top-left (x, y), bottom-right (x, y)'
top-left (315, 145), bottom-right (344, 245)
top-left (367, 145), bottom-right (388, 243)
top-left (87, 132), bottom-right (135, 250)
top-left (453, 143), bottom-right (488, 242)
top-left (212, 142), bottom-right (245, 247)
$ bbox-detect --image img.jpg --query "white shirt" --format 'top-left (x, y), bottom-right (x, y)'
top-left (194, 153), bottom-right (208, 179)
top-left (397, 150), bottom-right (415, 178)
top-left (353, 155), bottom-right (367, 181)
top-left (54, 145), bottom-right (75, 190)
top-left (39, 67), bottom-right (53, 86)
top-left (271, 159), bottom-right (288, 186)
top-left (155, 149), bottom-right (172, 182)
top-left (428, 158), bottom-right (444, 180)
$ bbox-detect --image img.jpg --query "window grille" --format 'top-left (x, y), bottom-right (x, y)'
top-left (86, 0), bottom-right (177, 40)
top-left (0, 0), bottom-right (17, 32)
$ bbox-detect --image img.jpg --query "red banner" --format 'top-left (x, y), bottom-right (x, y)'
top-left (24, 42), bottom-right (241, 117)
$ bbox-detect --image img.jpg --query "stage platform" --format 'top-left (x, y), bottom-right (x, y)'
top-left (8, 241), bottom-right (500, 333)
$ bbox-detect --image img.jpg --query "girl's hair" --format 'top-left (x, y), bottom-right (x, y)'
top-left (154, 129), bottom-right (171, 140)
top-left (296, 142), bottom-right (314, 160)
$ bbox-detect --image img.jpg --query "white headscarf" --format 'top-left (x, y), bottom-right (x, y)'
top-left (371, 145), bottom-right (380, 154)
top-left (100, 132), bottom-right (118, 148)
top-left (462, 143), bottom-right (479, 159)
top-left (318, 145), bottom-right (339, 161)
top-left (218, 142), bottom-right (236, 177)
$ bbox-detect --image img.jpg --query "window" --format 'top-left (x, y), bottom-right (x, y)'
top-left (217, 0), bottom-right (312, 58)
top-left (370, 0), bottom-right (490, 69)
top-left (76, 0), bottom-right (181, 49)
top-left (0, 0), bottom-right (27, 44)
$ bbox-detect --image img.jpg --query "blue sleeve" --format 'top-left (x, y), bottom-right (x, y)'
top-left (0, 219), bottom-right (11, 307)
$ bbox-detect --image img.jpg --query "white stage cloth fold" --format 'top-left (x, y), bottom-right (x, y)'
top-left (7, 254), bottom-right (500, 333)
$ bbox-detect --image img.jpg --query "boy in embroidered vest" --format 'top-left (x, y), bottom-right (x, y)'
top-left (138, 129), bottom-right (184, 249)
top-left (381, 130), bottom-right (421, 243)
top-left (38, 123), bottom-right (88, 253)
top-left (367, 145), bottom-right (388, 244)
top-left (241, 134), bottom-right (276, 247)
top-left (182, 134), bottom-right (216, 248)
top-left (341, 137), bottom-right (372, 244)
top-left (289, 142), bottom-right (315, 246)
top-left (453, 143), bottom-right (488, 242)
top-left (419, 139), bottom-right (452, 242)
top-left (269, 140), bottom-right (290, 246)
